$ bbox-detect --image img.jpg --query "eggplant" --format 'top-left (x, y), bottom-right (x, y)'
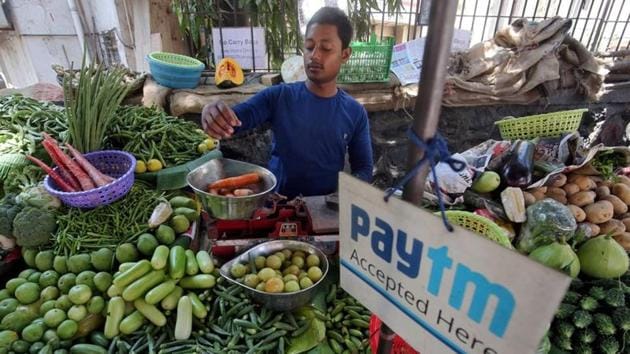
top-left (501, 140), bottom-right (535, 187)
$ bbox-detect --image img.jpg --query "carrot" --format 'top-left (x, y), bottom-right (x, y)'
top-left (65, 143), bottom-right (111, 187)
top-left (26, 155), bottom-right (76, 192)
top-left (208, 172), bottom-right (261, 190)
top-left (41, 133), bottom-right (95, 191)
top-left (56, 165), bottom-right (81, 191)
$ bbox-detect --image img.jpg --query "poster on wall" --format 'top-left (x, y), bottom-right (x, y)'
top-left (211, 27), bottom-right (267, 70)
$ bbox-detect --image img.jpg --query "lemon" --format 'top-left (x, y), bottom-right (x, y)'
top-left (135, 160), bottom-right (147, 173)
top-left (147, 159), bottom-right (163, 172)
top-left (197, 143), bottom-right (209, 154)
top-left (204, 138), bottom-right (217, 150)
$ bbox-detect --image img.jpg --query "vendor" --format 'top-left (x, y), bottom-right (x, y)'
top-left (201, 7), bottom-right (373, 198)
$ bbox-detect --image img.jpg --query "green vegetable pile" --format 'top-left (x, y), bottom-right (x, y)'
top-left (53, 183), bottom-right (164, 256)
top-left (550, 275), bottom-right (630, 354)
top-left (105, 106), bottom-right (208, 167)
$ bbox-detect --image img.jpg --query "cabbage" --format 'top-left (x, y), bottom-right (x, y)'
top-left (15, 184), bottom-right (61, 210)
top-left (577, 235), bottom-right (629, 279)
top-left (517, 199), bottom-right (577, 253)
top-left (529, 242), bottom-right (580, 278)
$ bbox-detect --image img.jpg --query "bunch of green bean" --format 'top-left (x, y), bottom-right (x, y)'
top-left (106, 106), bottom-right (208, 167)
top-left (54, 183), bottom-right (165, 256)
top-left (64, 60), bottom-right (131, 153)
top-left (0, 94), bottom-right (68, 150)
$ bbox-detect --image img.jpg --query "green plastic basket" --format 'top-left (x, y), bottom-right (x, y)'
top-left (494, 108), bottom-right (587, 140)
top-left (148, 52), bottom-right (204, 68)
top-left (337, 34), bottom-right (394, 83)
top-left (442, 211), bottom-right (513, 249)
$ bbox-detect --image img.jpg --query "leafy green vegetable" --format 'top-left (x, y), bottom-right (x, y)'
top-left (288, 307), bottom-right (326, 354)
top-left (590, 150), bottom-right (625, 181)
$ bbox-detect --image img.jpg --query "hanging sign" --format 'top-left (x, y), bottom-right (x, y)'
top-left (338, 173), bottom-right (570, 354)
top-left (211, 27), bottom-right (267, 70)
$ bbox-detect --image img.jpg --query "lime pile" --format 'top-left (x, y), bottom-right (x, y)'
top-left (229, 249), bottom-right (324, 293)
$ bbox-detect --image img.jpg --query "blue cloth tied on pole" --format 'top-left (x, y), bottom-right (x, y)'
top-left (384, 129), bottom-right (466, 232)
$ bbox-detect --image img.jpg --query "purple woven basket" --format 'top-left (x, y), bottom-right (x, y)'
top-left (44, 150), bottom-right (136, 209)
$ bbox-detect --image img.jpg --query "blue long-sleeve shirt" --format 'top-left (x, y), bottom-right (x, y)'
top-left (233, 82), bottom-right (373, 198)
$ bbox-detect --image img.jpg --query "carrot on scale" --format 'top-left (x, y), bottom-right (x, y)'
top-left (208, 172), bottom-right (260, 191)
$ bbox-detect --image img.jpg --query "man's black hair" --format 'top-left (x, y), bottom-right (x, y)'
top-left (306, 7), bottom-right (353, 49)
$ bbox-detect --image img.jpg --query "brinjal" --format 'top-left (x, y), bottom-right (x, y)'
top-left (501, 140), bottom-right (535, 187)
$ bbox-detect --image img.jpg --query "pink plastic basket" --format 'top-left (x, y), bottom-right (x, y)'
top-left (44, 150), bottom-right (136, 209)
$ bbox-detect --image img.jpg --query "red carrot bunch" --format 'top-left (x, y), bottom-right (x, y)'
top-left (27, 133), bottom-right (114, 192)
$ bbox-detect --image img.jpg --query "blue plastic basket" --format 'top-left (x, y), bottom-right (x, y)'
top-left (147, 52), bottom-right (204, 89)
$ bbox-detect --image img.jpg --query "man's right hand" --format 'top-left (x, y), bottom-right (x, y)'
top-left (201, 99), bottom-right (242, 139)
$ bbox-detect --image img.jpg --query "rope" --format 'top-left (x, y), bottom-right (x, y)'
top-left (384, 129), bottom-right (465, 232)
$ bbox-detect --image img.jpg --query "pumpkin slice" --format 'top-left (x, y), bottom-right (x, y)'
top-left (215, 57), bottom-right (244, 88)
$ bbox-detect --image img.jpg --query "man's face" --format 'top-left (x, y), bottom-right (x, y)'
top-left (303, 23), bottom-right (351, 84)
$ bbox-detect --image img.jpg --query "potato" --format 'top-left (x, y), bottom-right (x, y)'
top-left (595, 186), bottom-right (610, 199)
top-left (601, 195), bottom-right (628, 215)
top-left (574, 175), bottom-right (597, 191)
top-left (523, 192), bottom-right (536, 206)
top-left (598, 219), bottom-right (626, 236)
top-left (590, 176), bottom-right (604, 184)
top-left (546, 187), bottom-right (567, 204)
top-left (584, 200), bottom-right (614, 224)
top-left (562, 183), bottom-right (580, 196)
top-left (619, 212), bottom-right (630, 220)
top-left (548, 174), bottom-right (567, 188)
top-left (580, 222), bottom-right (600, 236)
top-left (567, 191), bottom-right (596, 207)
top-left (623, 218), bottom-right (630, 231)
top-left (611, 183), bottom-right (630, 204)
top-left (613, 232), bottom-right (630, 251)
top-left (530, 187), bottom-right (547, 201)
top-left (617, 175), bottom-right (630, 187)
top-left (567, 205), bottom-right (586, 222)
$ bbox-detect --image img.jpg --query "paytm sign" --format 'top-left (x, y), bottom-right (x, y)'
top-left (338, 173), bottom-right (570, 354)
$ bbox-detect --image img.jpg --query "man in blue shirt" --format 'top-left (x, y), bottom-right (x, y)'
top-left (202, 7), bottom-right (373, 198)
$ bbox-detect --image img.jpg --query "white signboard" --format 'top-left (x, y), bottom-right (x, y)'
top-left (338, 173), bottom-right (570, 354)
top-left (390, 29), bottom-right (471, 85)
top-left (212, 27), bottom-right (267, 70)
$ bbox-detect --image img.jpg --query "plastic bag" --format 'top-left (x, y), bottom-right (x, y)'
top-left (516, 199), bottom-right (577, 253)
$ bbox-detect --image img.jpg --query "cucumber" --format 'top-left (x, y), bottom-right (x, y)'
top-left (145, 280), bottom-right (176, 305)
top-left (184, 250), bottom-right (199, 276)
top-left (160, 286), bottom-right (183, 311)
top-left (169, 196), bottom-right (196, 210)
top-left (173, 207), bottom-right (198, 222)
top-left (112, 260), bottom-right (151, 289)
top-left (174, 296), bottom-right (192, 340)
top-left (133, 299), bottom-right (166, 327)
top-left (119, 311), bottom-right (145, 335)
top-left (169, 246), bottom-right (186, 280)
top-left (151, 246), bottom-right (169, 270)
top-left (179, 274), bottom-right (216, 289)
top-left (89, 331), bottom-right (109, 347)
top-left (118, 262), bottom-right (136, 273)
top-left (171, 236), bottom-right (191, 249)
top-left (70, 344), bottom-right (106, 354)
top-left (121, 270), bottom-right (165, 302)
top-left (195, 251), bottom-right (215, 274)
top-left (103, 297), bottom-right (124, 339)
top-left (187, 292), bottom-right (207, 319)
top-left (106, 284), bottom-right (122, 298)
